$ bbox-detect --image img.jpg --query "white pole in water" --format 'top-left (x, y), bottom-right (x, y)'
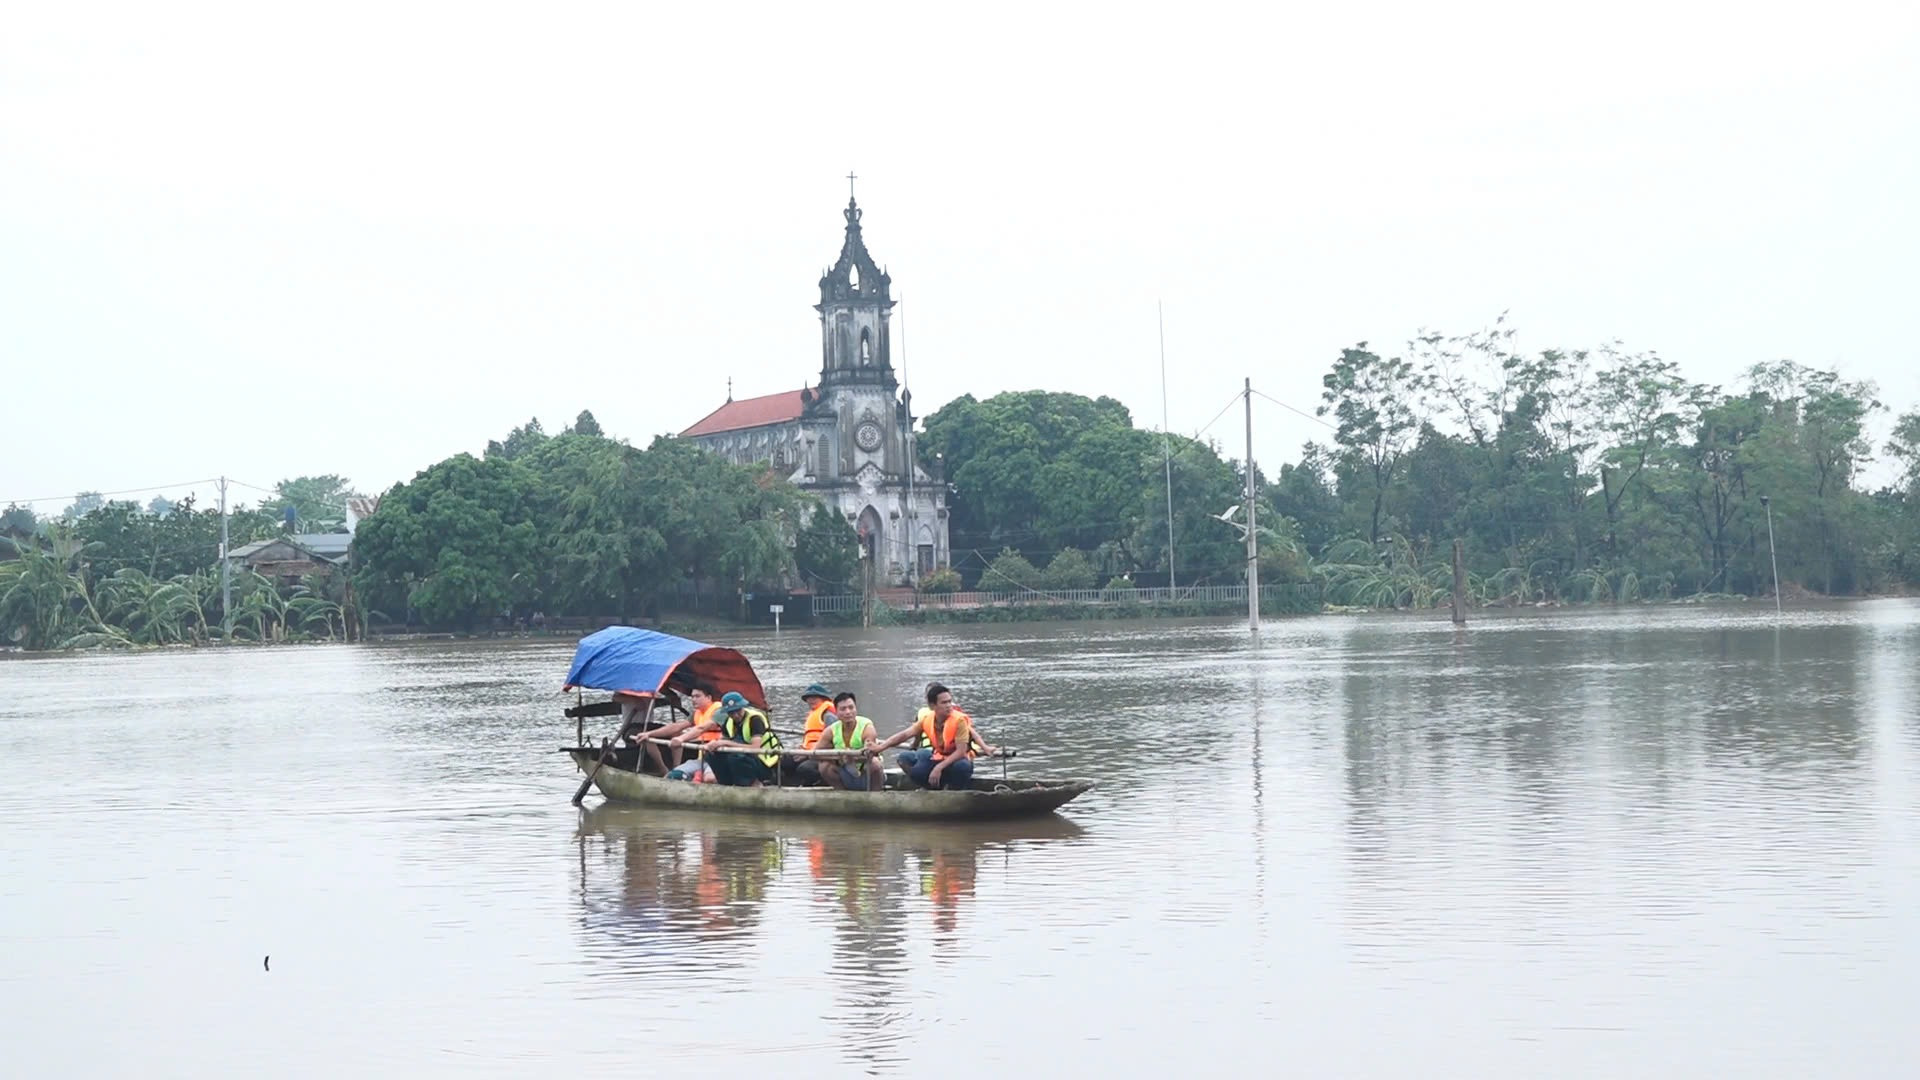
top-left (1244, 378), bottom-right (1258, 632)
top-left (1762, 494), bottom-right (1781, 616)
top-left (218, 475), bottom-right (232, 643)
top-left (1159, 302), bottom-right (1176, 593)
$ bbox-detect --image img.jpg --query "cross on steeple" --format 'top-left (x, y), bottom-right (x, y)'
top-left (846, 170), bottom-right (857, 201)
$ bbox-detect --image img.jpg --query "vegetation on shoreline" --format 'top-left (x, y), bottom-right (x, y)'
top-left (928, 321), bottom-right (1920, 604)
top-left (1, 489), bottom-right (351, 650)
top-left (10, 321), bottom-right (1919, 650)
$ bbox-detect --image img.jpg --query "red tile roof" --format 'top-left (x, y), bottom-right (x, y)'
top-left (680, 388), bottom-right (808, 438)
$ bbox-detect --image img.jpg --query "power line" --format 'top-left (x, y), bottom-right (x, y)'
top-left (1189, 388), bottom-right (1247, 444)
top-left (0, 478), bottom-right (221, 508)
top-left (1251, 388), bottom-right (1338, 432)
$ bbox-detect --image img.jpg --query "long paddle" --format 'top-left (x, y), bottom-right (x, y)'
top-left (573, 694), bottom-right (692, 804)
top-left (573, 694), bottom-right (651, 806)
top-left (572, 723), bottom-right (634, 806)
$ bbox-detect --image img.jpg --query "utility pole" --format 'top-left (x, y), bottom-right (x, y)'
top-left (218, 476), bottom-right (232, 642)
top-left (1159, 302), bottom-right (1176, 593)
top-left (1244, 378), bottom-right (1258, 631)
top-left (1761, 494), bottom-right (1781, 616)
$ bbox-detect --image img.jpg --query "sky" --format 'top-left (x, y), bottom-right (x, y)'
top-left (4, 0), bottom-right (1918, 515)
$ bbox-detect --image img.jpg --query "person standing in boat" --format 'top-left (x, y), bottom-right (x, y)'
top-left (873, 683), bottom-right (995, 790)
top-left (818, 691), bottom-right (884, 791)
top-left (672, 692), bottom-right (781, 786)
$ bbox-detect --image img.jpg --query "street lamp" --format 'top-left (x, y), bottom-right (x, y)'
top-left (1760, 494), bottom-right (1781, 616)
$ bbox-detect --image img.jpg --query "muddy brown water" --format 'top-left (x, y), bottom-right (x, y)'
top-left (3, 603), bottom-right (1917, 1076)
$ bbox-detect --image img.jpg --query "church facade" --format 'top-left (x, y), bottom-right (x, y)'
top-left (680, 194), bottom-right (948, 586)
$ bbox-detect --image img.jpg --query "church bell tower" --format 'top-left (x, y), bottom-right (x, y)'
top-left (815, 189), bottom-right (896, 391)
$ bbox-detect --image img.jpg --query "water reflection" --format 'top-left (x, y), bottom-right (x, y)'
top-left (1334, 611), bottom-right (1887, 981)
top-left (572, 806), bottom-right (1085, 1059)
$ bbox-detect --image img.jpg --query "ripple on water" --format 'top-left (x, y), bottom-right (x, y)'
top-left (2, 604), bottom-right (1918, 1076)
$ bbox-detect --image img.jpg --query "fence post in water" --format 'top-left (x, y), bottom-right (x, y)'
top-left (1451, 538), bottom-right (1468, 626)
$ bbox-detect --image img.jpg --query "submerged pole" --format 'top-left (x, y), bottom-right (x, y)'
top-left (218, 475), bottom-right (231, 643)
top-left (1451, 538), bottom-right (1468, 626)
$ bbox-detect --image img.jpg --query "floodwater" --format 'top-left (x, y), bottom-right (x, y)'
top-left (3, 603), bottom-right (1918, 1077)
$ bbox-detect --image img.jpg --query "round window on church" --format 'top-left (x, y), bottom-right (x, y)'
top-left (855, 421), bottom-right (882, 452)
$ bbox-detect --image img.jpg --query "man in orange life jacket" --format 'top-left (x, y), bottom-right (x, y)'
top-left (786, 682), bottom-right (835, 785)
top-left (632, 682), bottom-right (721, 773)
top-left (873, 683), bottom-right (996, 790)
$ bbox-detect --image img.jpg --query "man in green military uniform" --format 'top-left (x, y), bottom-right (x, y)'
top-left (672, 692), bottom-right (781, 787)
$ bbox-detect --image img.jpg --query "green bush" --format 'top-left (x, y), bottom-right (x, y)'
top-left (1042, 548), bottom-right (1098, 591)
top-left (919, 567), bottom-right (962, 594)
top-left (982, 548), bottom-right (1043, 592)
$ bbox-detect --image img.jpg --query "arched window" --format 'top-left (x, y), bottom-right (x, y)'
top-left (860, 328), bottom-right (872, 364)
top-left (848, 263), bottom-right (860, 289)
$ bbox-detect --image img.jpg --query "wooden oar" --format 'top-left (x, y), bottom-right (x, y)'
top-left (572, 719), bottom-right (638, 805)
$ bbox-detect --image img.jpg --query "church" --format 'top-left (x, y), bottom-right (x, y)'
top-left (680, 191), bottom-right (949, 586)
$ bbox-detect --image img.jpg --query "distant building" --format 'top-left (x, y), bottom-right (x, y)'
top-left (680, 192), bottom-right (949, 585)
top-left (226, 533), bottom-right (350, 584)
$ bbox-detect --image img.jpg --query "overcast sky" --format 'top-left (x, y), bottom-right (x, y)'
top-left (4, 1), bottom-right (1917, 515)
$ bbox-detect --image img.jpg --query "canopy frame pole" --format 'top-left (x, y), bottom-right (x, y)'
top-left (572, 694), bottom-right (651, 806)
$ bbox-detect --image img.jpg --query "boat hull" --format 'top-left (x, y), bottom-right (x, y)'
top-left (564, 748), bottom-right (1091, 820)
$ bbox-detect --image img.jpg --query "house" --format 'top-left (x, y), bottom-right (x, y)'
top-left (227, 532), bottom-right (351, 584)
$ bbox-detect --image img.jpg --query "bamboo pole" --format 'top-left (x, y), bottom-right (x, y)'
top-left (1451, 538), bottom-right (1468, 626)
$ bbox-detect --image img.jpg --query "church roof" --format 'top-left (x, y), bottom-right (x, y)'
top-left (681, 388), bottom-right (809, 438)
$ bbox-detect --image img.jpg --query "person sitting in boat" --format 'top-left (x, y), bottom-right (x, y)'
top-left (817, 691), bottom-right (884, 791)
top-left (628, 682), bottom-right (721, 774)
top-left (909, 681), bottom-right (991, 759)
top-left (671, 692), bottom-right (781, 787)
top-left (615, 692), bottom-right (671, 772)
top-left (787, 682), bottom-right (835, 786)
top-left (872, 683), bottom-right (995, 790)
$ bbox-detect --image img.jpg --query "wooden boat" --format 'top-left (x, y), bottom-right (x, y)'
top-left (559, 626), bottom-right (1092, 820)
top-left (564, 746), bottom-right (1092, 819)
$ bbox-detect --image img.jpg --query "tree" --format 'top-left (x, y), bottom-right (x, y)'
top-left (1, 503), bottom-right (36, 533)
top-left (795, 506), bottom-right (859, 590)
top-left (1890, 411), bottom-right (1920, 494)
top-left (485, 417), bottom-right (549, 460)
top-left (1592, 349), bottom-right (1696, 559)
top-left (566, 410), bottom-right (605, 437)
top-left (351, 454), bottom-right (543, 627)
top-left (1319, 345), bottom-right (1421, 545)
top-left (146, 496), bottom-right (177, 517)
top-left (982, 548), bottom-right (1042, 591)
top-left (1042, 548), bottom-right (1098, 590)
top-left (259, 475), bottom-right (360, 532)
top-left (62, 492), bottom-right (104, 520)
top-left (921, 391), bottom-right (1151, 554)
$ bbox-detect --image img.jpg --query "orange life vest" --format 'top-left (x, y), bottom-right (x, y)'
top-left (801, 699), bottom-right (833, 750)
top-left (691, 700), bottom-right (722, 742)
top-left (918, 707), bottom-right (974, 759)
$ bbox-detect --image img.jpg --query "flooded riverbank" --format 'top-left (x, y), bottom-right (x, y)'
top-left (3, 603), bottom-right (1917, 1076)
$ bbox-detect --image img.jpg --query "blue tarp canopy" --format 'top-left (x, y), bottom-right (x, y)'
top-left (562, 626), bottom-right (766, 709)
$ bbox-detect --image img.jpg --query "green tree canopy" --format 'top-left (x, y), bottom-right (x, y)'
top-left (259, 475), bottom-right (361, 531)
